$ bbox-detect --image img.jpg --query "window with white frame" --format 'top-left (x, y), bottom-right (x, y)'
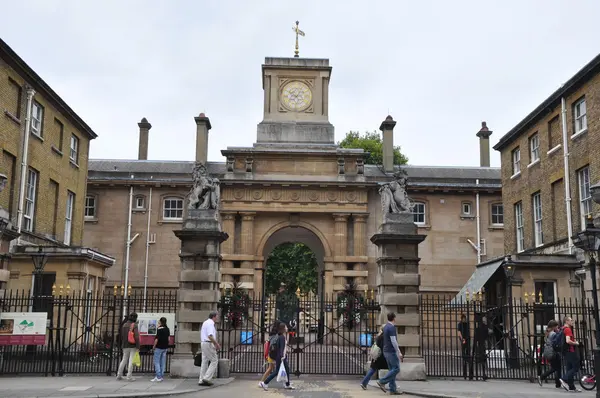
top-left (512, 147), bottom-right (521, 175)
top-left (578, 166), bottom-right (592, 228)
top-left (491, 203), bottom-right (504, 225)
top-left (532, 192), bottom-right (543, 247)
top-left (23, 169), bottom-right (38, 232)
top-left (461, 202), bottom-right (472, 215)
top-left (412, 202), bottom-right (426, 225)
top-left (70, 134), bottom-right (79, 163)
top-left (31, 101), bottom-right (44, 136)
top-left (85, 195), bottom-right (96, 218)
top-left (64, 191), bottom-right (74, 244)
top-left (163, 197), bottom-right (184, 220)
top-left (529, 133), bottom-right (540, 163)
top-left (573, 97), bottom-right (587, 135)
top-left (135, 196), bottom-right (145, 209)
top-left (515, 202), bottom-right (524, 252)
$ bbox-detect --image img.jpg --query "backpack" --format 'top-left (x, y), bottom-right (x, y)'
top-left (542, 335), bottom-right (555, 360)
top-left (370, 343), bottom-right (381, 361)
top-left (268, 335), bottom-right (279, 359)
top-left (551, 327), bottom-right (567, 353)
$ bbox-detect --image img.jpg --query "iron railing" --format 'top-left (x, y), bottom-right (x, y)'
top-left (0, 289), bottom-right (177, 376)
top-left (217, 291), bottom-right (381, 376)
top-left (421, 295), bottom-right (597, 380)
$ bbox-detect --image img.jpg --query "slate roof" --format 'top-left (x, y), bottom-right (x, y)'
top-left (88, 159), bottom-right (501, 189)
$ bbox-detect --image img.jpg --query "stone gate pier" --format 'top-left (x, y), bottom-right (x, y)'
top-left (170, 163), bottom-right (229, 378)
top-left (371, 175), bottom-right (427, 381)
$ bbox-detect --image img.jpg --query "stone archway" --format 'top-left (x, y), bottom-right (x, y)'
top-left (257, 221), bottom-right (331, 299)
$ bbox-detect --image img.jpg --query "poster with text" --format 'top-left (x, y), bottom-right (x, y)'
top-left (137, 313), bottom-right (175, 346)
top-left (0, 312), bottom-right (47, 346)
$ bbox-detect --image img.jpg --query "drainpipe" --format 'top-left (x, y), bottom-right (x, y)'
top-left (143, 187), bottom-right (152, 311)
top-left (560, 97), bottom-right (574, 254)
top-left (15, 88), bottom-right (36, 239)
top-left (123, 185), bottom-right (134, 311)
top-left (476, 179), bottom-right (481, 264)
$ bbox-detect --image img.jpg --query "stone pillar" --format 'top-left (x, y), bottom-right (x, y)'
top-left (333, 213), bottom-right (349, 257)
top-left (137, 117), bottom-right (151, 160)
top-left (353, 214), bottom-right (368, 257)
top-left (371, 213), bottom-right (427, 381)
top-left (220, 212), bottom-right (236, 255)
top-left (240, 212), bottom-right (256, 255)
top-left (170, 209), bottom-right (228, 377)
top-left (194, 113), bottom-right (212, 164)
top-left (380, 115), bottom-right (396, 173)
top-left (476, 121), bottom-right (493, 168)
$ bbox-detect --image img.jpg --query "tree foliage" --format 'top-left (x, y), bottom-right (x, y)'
top-left (338, 131), bottom-right (408, 165)
top-left (265, 243), bottom-right (318, 296)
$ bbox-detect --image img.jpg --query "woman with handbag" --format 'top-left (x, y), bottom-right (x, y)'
top-left (258, 320), bottom-right (281, 387)
top-left (361, 326), bottom-right (387, 389)
top-left (117, 312), bottom-right (140, 381)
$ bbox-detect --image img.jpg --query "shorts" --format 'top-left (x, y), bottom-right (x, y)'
top-left (267, 357), bottom-right (275, 364)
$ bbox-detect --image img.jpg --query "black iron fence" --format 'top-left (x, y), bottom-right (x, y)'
top-left (421, 295), bottom-right (597, 380)
top-left (217, 291), bottom-right (381, 376)
top-left (0, 289), bottom-right (177, 376)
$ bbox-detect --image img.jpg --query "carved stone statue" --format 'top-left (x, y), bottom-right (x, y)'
top-left (187, 163), bottom-right (220, 210)
top-left (379, 170), bottom-right (414, 214)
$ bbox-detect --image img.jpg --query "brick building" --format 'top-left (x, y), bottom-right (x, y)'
top-left (0, 38), bottom-right (114, 296)
top-left (83, 56), bottom-right (504, 298)
top-left (457, 52), bottom-right (600, 307)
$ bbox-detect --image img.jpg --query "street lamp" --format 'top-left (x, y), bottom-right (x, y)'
top-left (503, 256), bottom-right (518, 368)
top-left (572, 216), bottom-right (600, 398)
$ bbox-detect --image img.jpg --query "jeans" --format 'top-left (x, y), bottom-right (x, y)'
top-left (361, 367), bottom-right (377, 387)
top-left (264, 357), bottom-right (290, 386)
top-left (117, 347), bottom-right (137, 378)
top-left (379, 352), bottom-right (400, 392)
top-left (153, 348), bottom-right (167, 379)
top-left (563, 351), bottom-right (580, 389)
top-left (540, 355), bottom-right (561, 387)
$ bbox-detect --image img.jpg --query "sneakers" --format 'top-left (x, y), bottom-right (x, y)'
top-left (259, 382), bottom-right (268, 391)
top-left (151, 377), bottom-right (163, 382)
top-left (360, 383), bottom-right (367, 390)
top-left (116, 375), bottom-right (123, 381)
top-left (284, 384), bottom-right (295, 390)
top-left (560, 379), bottom-right (569, 391)
top-left (537, 376), bottom-right (542, 386)
top-left (376, 380), bottom-right (387, 393)
top-left (126, 376), bottom-right (135, 382)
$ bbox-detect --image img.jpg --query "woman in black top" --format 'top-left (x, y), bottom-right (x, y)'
top-left (361, 326), bottom-right (388, 389)
top-left (259, 320), bottom-right (281, 386)
top-left (152, 317), bottom-right (170, 382)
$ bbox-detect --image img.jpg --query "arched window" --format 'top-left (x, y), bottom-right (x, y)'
top-left (163, 197), bottom-right (184, 220)
top-left (412, 201), bottom-right (426, 225)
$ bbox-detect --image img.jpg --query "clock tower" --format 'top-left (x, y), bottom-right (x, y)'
top-left (257, 57), bottom-right (335, 146)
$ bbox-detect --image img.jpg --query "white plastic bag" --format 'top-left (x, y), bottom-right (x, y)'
top-left (276, 362), bottom-right (287, 383)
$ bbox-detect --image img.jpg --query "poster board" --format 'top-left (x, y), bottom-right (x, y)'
top-left (137, 313), bottom-right (175, 346)
top-left (0, 312), bottom-right (47, 345)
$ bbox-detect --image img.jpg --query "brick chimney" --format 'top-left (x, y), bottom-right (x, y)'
top-left (476, 121), bottom-right (493, 167)
top-left (137, 117), bottom-right (152, 160)
top-left (379, 115), bottom-right (396, 173)
top-left (194, 113), bottom-right (212, 164)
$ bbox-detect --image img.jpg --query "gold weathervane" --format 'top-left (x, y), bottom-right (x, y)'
top-left (292, 20), bottom-right (305, 58)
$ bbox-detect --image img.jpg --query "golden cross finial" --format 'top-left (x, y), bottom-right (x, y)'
top-left (292, 20), bottom-right (305, 58)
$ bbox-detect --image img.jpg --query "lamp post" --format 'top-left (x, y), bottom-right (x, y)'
top-left (503, 256), bottom-right (518, 368)
top-left (572, 216), bottom-right (600, 398)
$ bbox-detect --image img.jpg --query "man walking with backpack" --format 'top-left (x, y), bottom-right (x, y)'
top-left (559, 316), bottom-right (582, 392)
top-left (376, 312), bottom-right (403, 395)
top-left (538, 320), bottom-right (561, 388)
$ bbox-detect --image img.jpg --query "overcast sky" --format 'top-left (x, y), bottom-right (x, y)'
top-left (2, 1), bottom-right (599, 168)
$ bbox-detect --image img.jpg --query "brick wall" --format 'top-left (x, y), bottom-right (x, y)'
top-left (500, 72), bottom-right (600, 253)
top-left (0, 58), bottom-right (91, 245)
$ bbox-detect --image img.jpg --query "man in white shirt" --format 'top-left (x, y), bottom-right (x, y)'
top-left (199, 311), bottom-right (220, 386)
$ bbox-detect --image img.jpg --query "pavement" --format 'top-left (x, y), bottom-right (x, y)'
top-left (0, 375), bottom-right (233, 398)
top-left (0, 376), bottom-right (596, 398)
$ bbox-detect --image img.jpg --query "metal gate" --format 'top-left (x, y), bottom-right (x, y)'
top-left (218, 291), bottom-right (380, 376)
top-left (0, 289), bottom-right (177, 376)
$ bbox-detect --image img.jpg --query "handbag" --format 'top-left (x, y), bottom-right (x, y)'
top-left (194, 352), bottom-right (202, 367)
top-left (127, 323), bottom-right (136, 344)
top-left (132, 351), bottom-right (141, 367)
top-left (276, 361), bottom-right (287, 383)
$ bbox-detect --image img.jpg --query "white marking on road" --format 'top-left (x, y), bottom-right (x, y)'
top-left (60, 386), bottom-right (92, 391)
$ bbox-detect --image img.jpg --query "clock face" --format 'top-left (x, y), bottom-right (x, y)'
top-left (281, 81), bottom-right (312, 112)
